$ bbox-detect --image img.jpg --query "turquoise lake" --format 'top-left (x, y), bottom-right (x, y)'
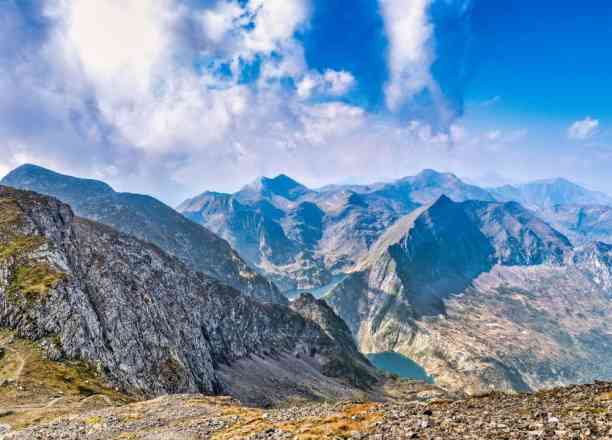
top-left (367, 352), bottom-right (434, 384)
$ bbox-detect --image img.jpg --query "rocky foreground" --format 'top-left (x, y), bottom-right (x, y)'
top-left (2, 382), bottom-right (609, 439)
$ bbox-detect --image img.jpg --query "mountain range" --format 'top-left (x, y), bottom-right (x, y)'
top-left (2, 164), bottom-right (612, 396)
top-left (325, 196), bottom-right (612, 393)
top-left (178, 170), bottom-right (497, 291)
top-left (178, 169), bottom-right (612, 292)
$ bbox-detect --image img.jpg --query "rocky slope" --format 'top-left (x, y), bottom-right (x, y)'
top-left (4, 381), bottom-right (610, 439)
top-left (325, 196), bottom-right (612, 394)
top-left (0, 186), bottom-right (377, 403)
top-left (178, 170), bottom-right (497, 291)
top-left (1, 164), bottom-right (284, 304)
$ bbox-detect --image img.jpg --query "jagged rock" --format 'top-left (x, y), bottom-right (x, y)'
top-left (0, 186), bottom-right (377, 400)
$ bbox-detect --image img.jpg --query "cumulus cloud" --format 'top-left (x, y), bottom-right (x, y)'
top-left (568, 117), bottom-right (600, 140)
top-left (296, 69), bottom-right (356, 99)
top-left (1, 0), bottom-right (564, 204)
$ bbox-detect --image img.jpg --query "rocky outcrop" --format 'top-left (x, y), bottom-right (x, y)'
top-left (326, 196), bottom-right (612, 394)
top-left (1, 164), bottom-right (284, 304)
top-left (0, 186), bottom-right (377, 400)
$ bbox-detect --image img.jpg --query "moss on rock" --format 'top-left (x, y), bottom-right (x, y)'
top-left (7, 263), bottom-right (65, 303)
top-left (0, 235), bottom-right (46, 262)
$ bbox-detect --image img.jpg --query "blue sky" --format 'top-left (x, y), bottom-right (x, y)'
top-left (0, 0), bottom-right (611, 203)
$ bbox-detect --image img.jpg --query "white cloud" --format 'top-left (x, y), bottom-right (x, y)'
top-left (486, 130), bottom-right (501, 141)
top-left (379, 0), bottom-right (433, 111)
top-left (568, 116), bottom-right (599, 140)
top-left (297, 69), bottom-right (356, 99)
top-left (199, 2), bottom-right (243, 44)
top-left (480, 96), bottom-right (501, 107)
top-left (244, 0), bottom-right (309, 56)
top-left (297, 102), bottom-right (365, 144)
top-left (323, 70), bottom-right (356, 95)
top-left (60, 0), bottom-right (175, 95)
top-left (7, 1), bottom-right (608, 203)
top-left (40, 0), bottom-right (316, 156)
top-left (378, 0), bottom-right (474, 129)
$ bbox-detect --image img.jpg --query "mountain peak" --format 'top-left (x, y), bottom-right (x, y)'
top-left (431, 194), bottom-right (454, 206)
top-left (532, 177), bottom-right (576, 187)
top-left (6, 163), bottom-right (47, 175)
top-left (262, 174), bottom-right (305, 189)
top-left (241, 174), bottom-right (310, 201)
top-left (413, 169), bottom-right (458, 183)
top-left (2, 163), bottom-right (115, 197)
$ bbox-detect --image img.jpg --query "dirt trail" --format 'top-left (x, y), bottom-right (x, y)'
top-left (8, 348), bottom-right (26, 385)
top-left (0, 339), bottom-right (27, 385)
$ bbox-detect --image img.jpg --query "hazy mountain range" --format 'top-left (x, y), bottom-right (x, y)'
top-left (178, 168), bottom-right (612, 292)
top-left (2, 163), bottom-right (612, 395)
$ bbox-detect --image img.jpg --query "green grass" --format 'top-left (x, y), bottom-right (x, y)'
top-left (0, 235), bottom-right (46, 262)
top-left (8, 263), bottom-right (65, 303)
top-left (0, 194), bottom-right (65, 304)
top-left (0, 196), bottom-right (24, 227)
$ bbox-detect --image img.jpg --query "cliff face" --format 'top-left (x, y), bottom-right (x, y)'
top-left (1, 164), bottom-right (284, 305)
top-left (0, 186), bottom-right (376, 401)
top-left (326, 197), bottom-right (612, 394)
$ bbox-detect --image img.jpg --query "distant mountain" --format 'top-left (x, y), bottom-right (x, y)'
top-left (489, 179), bottom-right (612, 245)
top-left (178, 170), bottom-right (496, 291)
top-left (380, 169), bottom-right (496, 205)
top-left (489, 178), bottom-right (612, 209)
top-left (1, 164), bottom-right (284, 304)
top-left (538, 204), bottom-right (612, 245)
top-left (325, 196), bottom-right (612, 394)
top-left (0, 186), bottom-right (377, 402)
top-left (237, 174), bottom-right (313, 204)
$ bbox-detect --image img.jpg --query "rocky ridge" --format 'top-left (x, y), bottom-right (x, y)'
top-left (1, 164), bottom-right (284, 304)
top-left (0, 185), bottom-right (377, 403)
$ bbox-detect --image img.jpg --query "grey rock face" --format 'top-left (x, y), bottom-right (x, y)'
top-left (1, 164), bottom-right (284, 305)
top-left (325, 196), bottom-right (612, 394)
top-left (0, 186), bottom-right (376, 398)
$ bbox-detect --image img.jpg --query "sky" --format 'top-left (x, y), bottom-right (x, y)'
top-left (0, 0), bottom-right (611, 204)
